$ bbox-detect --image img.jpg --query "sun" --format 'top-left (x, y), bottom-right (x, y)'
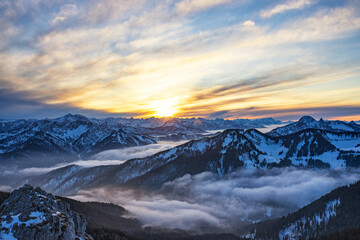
top-left (151, 99), bottom-right (178, 117)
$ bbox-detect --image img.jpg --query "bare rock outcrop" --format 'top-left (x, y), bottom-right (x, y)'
top-left (0, 184), bottom-right (93, 240)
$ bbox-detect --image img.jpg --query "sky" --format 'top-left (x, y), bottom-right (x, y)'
top-left (0, 0), bottom-right (360, 120)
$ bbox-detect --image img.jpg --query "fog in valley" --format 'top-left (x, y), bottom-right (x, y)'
top-left (0, 126), bottom-right (282, 182)
top-left (0, 141), bottom-right (187, 186)
top-left (72, 168), bottom-right (360, 233)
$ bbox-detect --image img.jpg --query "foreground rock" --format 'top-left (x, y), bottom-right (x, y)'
top-left (0, 184), bottom-right (93, 240)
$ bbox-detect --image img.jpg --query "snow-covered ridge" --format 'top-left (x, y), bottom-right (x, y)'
top-left (243, 180), bottom-right (360, 240)
top-left (268, 116), bottom-right (360, 137)
top-left (0, 114), bottom-right (284, 160)
top-left (20, 128), bottom-right (360, 196)
top-left (279, 198), bottom-right (340, 240)
top-left (0, 115), bottom-right (157, 159)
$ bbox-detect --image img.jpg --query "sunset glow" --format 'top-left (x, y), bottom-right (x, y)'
top-left (151, 99), bottom-right (178, 117)
top-left (0, 0), bottom-right (359, 120)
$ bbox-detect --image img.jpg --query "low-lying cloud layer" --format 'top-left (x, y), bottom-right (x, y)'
top-left (5, 141), bottom-right (187, 177)
top-left (72, 168), bottom-right (360, 233)
top-left (93, 141), bottom-right (187, 161)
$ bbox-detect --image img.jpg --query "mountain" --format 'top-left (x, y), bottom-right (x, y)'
top-left (0, 122), bottom-right (74, 160)
top-left (19, 128), bottom-right (360, 195)
top-left (268, 116), bottom-right (360, 136)
top-left (142, 118), bottom-right (204, 134)
top-left (0, 184), bottom-right (93, 240)
top-left (241, 179), bottom-right (360, 239)
top-left (124, 128), bottom-right (359, 189)
top-left (85, 128), bottom-right (156, 155)
top-left (103, 117), bottom-right (282, 133)
top-left (0, 114), bottom-right (156, 166)
top-left (0, 187), bottom-right (246, 240)
top-left (313, 227), bottom-right (360, 240)
top-left (0, 188), bottom-right (142, 240)
top-left (0, 114), bottom-right (285, 166)
top-left (153, 133), bottom-right (207, 141)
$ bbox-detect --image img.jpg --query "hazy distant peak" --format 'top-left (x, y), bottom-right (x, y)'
top-left (349, 121), bottom-right (359, 125)
top-left (55, 113), bottom-right (90, 123)
top-left (268, 116), bottom-right (360, 136)
top-left (299, 116), bottom-right (316, 123)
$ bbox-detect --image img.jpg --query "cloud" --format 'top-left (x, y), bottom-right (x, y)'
top-left (273, 6), bottom-right (360, 42)
top-left (80, 0), bottom-right (146, 25)
top-left (175, 0), bottom-right (233, 16)
top-left (190, 68), bottom-right (313, 101)
top-left (260, 0), bottom-right (314, 18)
top-left (243, 20), bottom-right (255, 27)
top-left (207, 110), bottom-right (229, 119)
top-left (16, 141), bottom-right (187, 176)
top-left (0, 88), bottom-right (135, 119)
top-left (178, 105), bottom-right (360, 121)
top-left (232, 105), bottom-right (360, 121)
top-left (18, 160), bottom-right (126, 175)
top-left (93, 141), bottom-right (188, 160)
top-left (72, 168), bottom-right (360, 232)
top-left (0, 185), bottom-right (13, 192)
top-left (0, 1), bottom-right (359, 120)
top-left (52, 4), bottom-right (77, 24)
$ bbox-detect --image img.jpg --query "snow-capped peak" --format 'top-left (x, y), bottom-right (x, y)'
top-left (299, 116), bottom-right (316, 123)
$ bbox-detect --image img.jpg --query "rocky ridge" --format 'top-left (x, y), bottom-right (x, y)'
top-left (0, 185), bottom-right (93, 240)
top-left (268, 116), bottom-right (360, 136)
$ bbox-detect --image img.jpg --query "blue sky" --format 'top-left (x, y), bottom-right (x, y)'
top-left (0, 0), bottom-right (359, 120)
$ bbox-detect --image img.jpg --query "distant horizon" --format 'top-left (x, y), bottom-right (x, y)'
top-left (1, 112), bottom-right (359, 122)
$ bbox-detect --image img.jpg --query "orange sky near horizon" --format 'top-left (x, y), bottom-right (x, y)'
top-left (0, 0), bottom-right (360, 120)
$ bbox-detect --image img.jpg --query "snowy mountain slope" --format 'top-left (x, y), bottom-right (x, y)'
top-left (102, 117), bottom-right (282, 132)
top-left (244, 180), bottom-right (360, 239)
top-left (0, 114), bottom-right (282, 142)
top-left (0, 114), bottom-right (285, 163)
top-left (136, 118), bottom-right (205, 135)
top-left (19, 136), bottom-right (223, 195)
top-left (89, 128), bottom-right (156, 154)
top-left (19, 128), bottom-right (360, 195)
top-left (268, 116), bottom-right (360, 136)
top-left (0, 114), bottom-right (157, 162)
top-left (153, 133), bottom-right (207, 141)
top-left (125, 129), bottom-right (359, 189)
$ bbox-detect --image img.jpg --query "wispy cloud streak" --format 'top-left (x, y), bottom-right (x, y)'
top-left (0, 0), bottom-right (359, 119)
top-left (261, 0), bottom-right (314, 18)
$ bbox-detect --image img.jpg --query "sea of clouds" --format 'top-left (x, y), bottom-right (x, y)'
top-left (6, 141), bottom-right (187, 176)
top-left (72, 167), bottom-right (360, 233)
top-left (0, 141), bottom-right (188, 186)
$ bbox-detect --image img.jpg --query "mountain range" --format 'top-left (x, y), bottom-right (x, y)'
top-left (0, 114), bottom-right (156, 167)
top-left (3, 114), bottom-right (359, 169)
top-left (0, 114), bottom-right (284, 165)
top-left (19, 127), bottom-right (360, 195)
top-left (268, 116), bottom-right (360, 136)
